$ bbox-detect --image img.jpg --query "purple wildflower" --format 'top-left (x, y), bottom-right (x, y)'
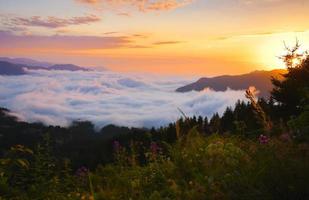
top-left (259, 134), bottom-right (269, 144)
top-left (76, 166), bottom-right (88, 177)
top-left (150, 142), bottom-right (159, 156)
top-left (113, 140), bottom-right (121, 153)
top-left (280, 133), bottom-right (291, 142)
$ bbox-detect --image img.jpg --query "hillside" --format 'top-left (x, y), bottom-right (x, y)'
top-left (0, 57), bottom-right (53, 67)
top-left (176, 69), bottom-right (287, 98)
top-left (48, 64), bottom-right (89, 71)
top-left (0, 61), bottom-right (27, 75)
top-left (0, 60), bottom-right (89, 75)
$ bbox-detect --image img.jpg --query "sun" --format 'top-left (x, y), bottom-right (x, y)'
top-left (291, 57), bottom-right (302, 67)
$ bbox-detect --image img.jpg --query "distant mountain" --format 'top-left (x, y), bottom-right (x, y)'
top-left (0, 57), bottom-right (53, 67)
top-left (0, 61), bottom-right (26, 75)
top-left (0, 60), bottom-right (90, 75)
top-left (48, 64), bottom-right (89, 71)
top-left (176, 69), bottom-right (287, 98)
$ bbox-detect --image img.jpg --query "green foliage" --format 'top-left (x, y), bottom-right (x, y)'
top-left (90, 130), bottom-right (308, 200)
top-left (0, 137), bottom-right (90, 199)
top-left (288, 105), bottom-right (309, 141)
top-left (0, 120), bottom-right (308, 199)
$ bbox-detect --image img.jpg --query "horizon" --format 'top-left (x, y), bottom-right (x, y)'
top-left (1, 0), bottom-right (309, 75)
top-left (0, 55), bottom-right (287, 77)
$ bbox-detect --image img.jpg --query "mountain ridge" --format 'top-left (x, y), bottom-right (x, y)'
top-left (0, 60), bottom-right (90, 75)
top-left (0, 57), bottom-right (53, 67)
top-left (0, 61), bottom-right (27, 75)
top-left (176, 69), bottom-right (287, 98)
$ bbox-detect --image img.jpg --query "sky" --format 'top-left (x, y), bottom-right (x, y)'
top-left (1, 0), bottom-right (309, 75)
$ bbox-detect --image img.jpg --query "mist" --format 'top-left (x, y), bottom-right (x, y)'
top-left (0, 69), bottom-right (247, 128)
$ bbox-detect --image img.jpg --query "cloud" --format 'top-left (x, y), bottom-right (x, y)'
top-left (0, 31), bottom-right (180, 50)
top-left (153, 41), bottom-right (183, 45)
top-left (103, 31), bottom-right (119, 35)
top-left (0, 70), bottom-right (247, 128)
top-left (76, 0), bottom-right (194, 12)
top-left (117, 12), bottom-right (131, 17)
top-left (3, 15), bottom-right (100, 29)
top-left (213, 29), bottom-right (309, 41)
top-left (240, 0), bottom-right (283, 5)
top-left (0, 30), bottom-right (132, 50)
top-left (77, 0), bottom-right (100, 4)
top-left (143, 0), bottom-right (194, 11)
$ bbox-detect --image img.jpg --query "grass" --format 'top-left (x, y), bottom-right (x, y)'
top-left (0, 127), bottom-right (308, 200)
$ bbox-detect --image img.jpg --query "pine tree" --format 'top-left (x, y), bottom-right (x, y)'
top-left (271, 42), bottom-right (309, 118)
top-left (221, 107), bottom-right (235, 133)
top-left (209, 113), bottom-right (221, 134)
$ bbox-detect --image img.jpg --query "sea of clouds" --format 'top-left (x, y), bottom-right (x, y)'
top-left (0, 69), bottom-right (247, 128)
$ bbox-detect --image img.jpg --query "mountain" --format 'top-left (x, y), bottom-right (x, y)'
top-left (0, 60), bottom-right (90, 75)
top-left (176, 69), bottom-right (287, 98)
top-left (0, 61), bottom-right (26, 75)
top-left (48, 64), bottom-right (89, 71)
top-left (0, 57), bottom-right (53, 67)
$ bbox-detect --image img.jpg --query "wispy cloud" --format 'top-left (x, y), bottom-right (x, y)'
top-left (117, 12), bottom-right (131, 17)
top-left (213, 29), bottom-right (309, 41)
top-left (153, 41), bottom-right (183, 45)
top-left (240, 0), bottom-right (283, 5)
top-left (127, 45), bottom-right (152, 49)
top-left (77, 0), bottom-right (99, 3)
top-left (103, 31), bottom-right (119, 35)
top-left (0, 30), bottom-right (131, 50)
top-left (131, 33), bottom-right (149, 38)
top-left (0, 30), bottom-right (182, 51)
top-left (3, 15), bottom-right (100, 29)
top-left (76, 0), bottom-right (194, 12)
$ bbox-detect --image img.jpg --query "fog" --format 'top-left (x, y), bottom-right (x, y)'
top-left (0, 70), bottom-right (247, 128)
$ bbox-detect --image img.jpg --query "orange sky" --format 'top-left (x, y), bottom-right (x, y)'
top-left (1, 0), bottom-right (309, 75)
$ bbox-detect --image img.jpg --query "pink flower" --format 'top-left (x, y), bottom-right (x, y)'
top-left (76, 166), bottom-right (88, 177)
top-left (279, 133), bottom-right (291, 142)
top-left (150, 142), bottom-right (159, 155)
top-left (259, 134), bottom-right (269, 144)
top-left (113, 140), bottom-right (121, 152)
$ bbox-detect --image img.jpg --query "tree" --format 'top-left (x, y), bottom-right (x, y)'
top-left (197, 116), bottom-right (204, 132)
top-left (271, 41), bottom-right (309, 118)
top-left (288, 105), bottom-right (309, 141)
top-left (203, 117), bottom-right (209, 134)
top-left (209, 113), bottom-right (221, 133)
top-left (221, 107), bottom-right (235, 133)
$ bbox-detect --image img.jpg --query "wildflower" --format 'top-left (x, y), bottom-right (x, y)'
top-left (76, 166), bottom-right (89, 177)
top-left (279, 133), bottom-right (291, 142)
top-left (113, 140), bottom-right (121, 152)
top-left (150, 142), bottom-right (159, 155)
top-left (259, 134), bottom-right (269, 144)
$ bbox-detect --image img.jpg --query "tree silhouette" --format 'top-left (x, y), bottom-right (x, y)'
top-left (271, 41), bottom-right (309, 118)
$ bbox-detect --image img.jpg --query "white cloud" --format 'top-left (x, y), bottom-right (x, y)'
top-left (75, 0), bottom-right (194, 12)
top-left (0, 70), bottom-right (247, 128)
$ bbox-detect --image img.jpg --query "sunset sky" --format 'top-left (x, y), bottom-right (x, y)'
top-left (1, 0), bottom-right (309, 75)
